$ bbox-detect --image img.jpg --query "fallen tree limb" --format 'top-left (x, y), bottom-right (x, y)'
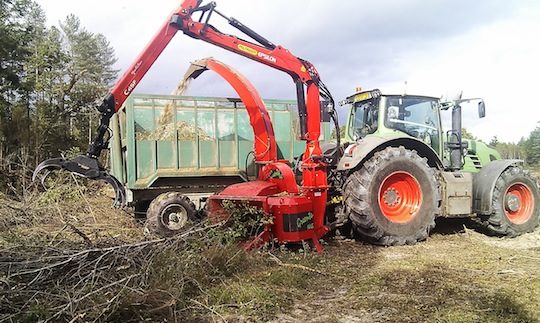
top-left (0, 222), bottom-right (227, 322)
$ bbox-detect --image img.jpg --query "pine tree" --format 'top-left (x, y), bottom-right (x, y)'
top-left (489, 136), bottom-right (499, 147)
top-left (0, 0), bottom-right (45, 154)
top-left (526, 124), bottom-right (540, 166)
top-left (0, 1), bottom-right (118, 193)
top-left (26, 14), bottom-right (118, 158)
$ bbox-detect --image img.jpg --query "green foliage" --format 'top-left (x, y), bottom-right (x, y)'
top-left (489, 135), bottom-right (499, 147)
top-left (494, 141), bottom-right (526, 160)
top-left (525, 124), bottom-right (540, 166)
top-left (331, 125), bottom-right (346, 139)
top-left (0, 0), bottom-right (45, 151)
top-left (26, 14), bottom-right (118, 154)
top-left (489, 124), bottom-right (540, 165)
top-left (0, 0), bottom-right (117, 194)
top-left (461, 128), bottom-right (476, 140)
top-left (36, 172), bottom-right (86, 205)
top-left (219, 200), bottom-right (273, 243)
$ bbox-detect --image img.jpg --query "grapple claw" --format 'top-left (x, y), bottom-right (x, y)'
top-left (33, 155), bottom-right (127, 208)
top-left (32, 158), bottom-right (64, 183)
top-left (39, 169), bottom-right (52, 187)
top-left (98, 171), bottom-right (127, 208)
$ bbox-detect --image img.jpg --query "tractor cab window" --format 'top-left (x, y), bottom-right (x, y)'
top-left (349, 99), bottom-right (379, 140)
top-left (384, 96), bottom-right (440, 151)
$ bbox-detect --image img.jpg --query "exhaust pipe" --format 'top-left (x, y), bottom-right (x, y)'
top-left (448, 103), bottom-right (463, 171)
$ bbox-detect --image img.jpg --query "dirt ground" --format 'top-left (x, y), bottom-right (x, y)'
top-left (1, 192), bottom-right (539, 322)
top-left (269, 225), bottom-right (540, 323)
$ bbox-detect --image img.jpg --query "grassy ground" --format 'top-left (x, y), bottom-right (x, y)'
top-left (269, 228), bottom-right (540, 323)
top-left (1, 189), bottom-right (539, 322)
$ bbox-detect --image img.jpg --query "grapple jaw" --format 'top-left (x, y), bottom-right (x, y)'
top-left (33, 155), bottom-right (126, 208)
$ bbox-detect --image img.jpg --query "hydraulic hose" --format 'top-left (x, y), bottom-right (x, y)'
top-left (319, 81), bottom-right (341, 164)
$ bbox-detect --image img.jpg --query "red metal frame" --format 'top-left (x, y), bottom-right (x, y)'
top-left (504, 183), bottom-right (534, 225)
top-left (378, 171), bottom-right (422, 223)
top-left (107, 0), bottom-right (329, 250)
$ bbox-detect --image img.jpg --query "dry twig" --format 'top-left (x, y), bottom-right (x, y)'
top-left (0, 222), bottom-right (225, 322)
top-left (267, 252), bottom-right (327, 276)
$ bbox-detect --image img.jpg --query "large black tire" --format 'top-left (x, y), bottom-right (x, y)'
top-left (344, 146), bottom-right (440, 245)
top-left (476, 167), bottom-right (540, 237)
top-left (145, 192), bottom-right (199, 237)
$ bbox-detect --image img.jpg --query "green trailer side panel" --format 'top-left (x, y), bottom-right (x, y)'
top-left (178, 140), bottom-right (196, 167)
top-left (157, 140), bottom-right (175, 169)
top-left (218, 110), bottom-right (236, 167)
top-left (136, 141), bottom-right (154, 179)
top-left (273, 110), bottom-right (292, 160)
top-left (111, 93), bottom-right (331, 190)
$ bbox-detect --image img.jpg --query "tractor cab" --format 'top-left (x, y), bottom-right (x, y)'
top-left (342, 89), bottom-right (443, 156)
top-left (339, 89), bottom-right (499, 172)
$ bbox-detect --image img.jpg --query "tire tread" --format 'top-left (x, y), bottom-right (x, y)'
top-left (344, 146), bottom-right (440, 246)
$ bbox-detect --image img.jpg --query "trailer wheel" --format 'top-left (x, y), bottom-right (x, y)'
top-left (344, 146), bottom-right (439, 245)
top-left (477, 167), bottom-right (540, 236)
top-left (145, 192), bottom-right (199, 237)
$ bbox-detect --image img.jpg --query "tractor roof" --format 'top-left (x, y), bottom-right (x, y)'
top-left (340, 89), bottom-right (439, 106)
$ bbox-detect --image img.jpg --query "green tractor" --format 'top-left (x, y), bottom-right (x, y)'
top-left (333, 89), bottom-right (540, 245)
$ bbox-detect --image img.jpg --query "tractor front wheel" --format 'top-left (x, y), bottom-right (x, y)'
top-left (344, 146), bottom-right (440, 245)
top-left (145, 192), bottom-right (199, 237)
top-left (477, 167), bottom-right (540, 236)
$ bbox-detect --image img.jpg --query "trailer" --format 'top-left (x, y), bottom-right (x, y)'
top-left (108, 93), bottom-right (331, 218)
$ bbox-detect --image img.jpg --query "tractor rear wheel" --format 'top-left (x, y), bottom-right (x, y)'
top-left (476, 167), bottom-right (540, 236)
top-left (145, 192), bottom-right (199, 237)
top-left (344, 146), bottom-right (440, 245)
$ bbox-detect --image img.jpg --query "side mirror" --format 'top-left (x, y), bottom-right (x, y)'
top-left (478, 101), bottom-right (486, 118)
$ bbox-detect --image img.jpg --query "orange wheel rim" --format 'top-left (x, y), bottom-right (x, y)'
top-left (504, 183), bottom-right (534, 224)
top-left (378, 171), bottom-right (422, 223)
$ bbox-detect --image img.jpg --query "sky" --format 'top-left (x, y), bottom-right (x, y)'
top-left (36, 0), bottom-right (540, 143)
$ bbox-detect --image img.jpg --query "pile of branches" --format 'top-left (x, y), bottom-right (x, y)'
top-left (0, 223), bottom-right (246, 322)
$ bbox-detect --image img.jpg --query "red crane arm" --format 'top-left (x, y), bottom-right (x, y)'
top-left (105, 0), bottom-right (324, 143)
top-left (101, 0), bottom-right (332, 205)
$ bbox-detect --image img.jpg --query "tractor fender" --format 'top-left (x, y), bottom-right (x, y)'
top-left (472, 159), bottom-right (523, 214)
top-left (337, 136), bottom-right (443, 172)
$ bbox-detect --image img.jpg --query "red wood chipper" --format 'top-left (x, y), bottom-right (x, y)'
top-left (34, 0), bottom-right (341, 252)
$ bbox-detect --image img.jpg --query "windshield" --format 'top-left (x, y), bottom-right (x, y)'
top-left (349, 98), bottom-right (379, 139)
top-left (384, 96), bottom-right (440, 150)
